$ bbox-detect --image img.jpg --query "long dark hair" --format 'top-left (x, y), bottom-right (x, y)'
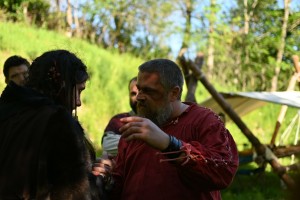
top-left (26, 49), bottom-right (88, 113)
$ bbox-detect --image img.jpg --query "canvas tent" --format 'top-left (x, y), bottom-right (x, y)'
top-left (200, 91), bottom-right (300, 121)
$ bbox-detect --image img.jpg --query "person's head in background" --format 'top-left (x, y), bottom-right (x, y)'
top-left (26, 49), bottom-right (89, 116)
top-left (3, 55), bottom-right (30, 86)
top-left (129, 76), bottom-right (138, 113)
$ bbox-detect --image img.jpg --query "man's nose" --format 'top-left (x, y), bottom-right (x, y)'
top-left (18, 75), bottom-right (26, 85)
top-left (20, 74), bottom-right (26, 81)
top-left (136, 92), bottom-right (145, 101)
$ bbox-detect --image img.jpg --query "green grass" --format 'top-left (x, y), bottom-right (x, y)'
top-left (1, 21), bottom-right (299, 199)
top-left (222, 170), bottom-right (288, 200)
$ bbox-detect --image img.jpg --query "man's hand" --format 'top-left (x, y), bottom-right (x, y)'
top-left (119, 116), bottom-right (170, 151)
top-left (92, 153), bottom-right (114, 178)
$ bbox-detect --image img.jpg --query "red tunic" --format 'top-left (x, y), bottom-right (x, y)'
top-left (111, 102), bottom-right (239, 200)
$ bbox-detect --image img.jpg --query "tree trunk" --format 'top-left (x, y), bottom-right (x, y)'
top-left (243, 0), bottom-right (249, 35)
top-left (207, 0), bottom-right (215, 80)
top-left (55, 0), bottom-right (62, 31)
top-left (22, 3), bottom-right (30, 24)
top-left (271, 0), bottom-right (290, 91)
top-left (73, 0), bottom-right (81, 37)
top-left (243, 0), bottom-right (258, 65)
top-left (181, 0), bottom-right (192, 49)
top-left (243, 0), bottom-right (249, 64)
top-left (66, 0), bottom-right (73, 37)
top-left (178, 0), bottom-right (197, 102)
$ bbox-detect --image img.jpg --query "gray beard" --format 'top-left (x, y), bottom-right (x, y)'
top-left (138, 103), bottom-right (173, 126)
top-left (155, 103), bottom-right (173, 126)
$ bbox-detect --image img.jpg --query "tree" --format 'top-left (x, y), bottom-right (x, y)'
top-left (228, 0), bottom-right (298, 91)
top-left (0, 0), bottom-right (26, 21)
top-left (271, 0), bottom-right (291, 91)
top-left (66, 0), bottom-right (73, 37)
top-left (207, 0), bottom-right (216, 80)
top-left (82, 0), bottom-right (174, 57)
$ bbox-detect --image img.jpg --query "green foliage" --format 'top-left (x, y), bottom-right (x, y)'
top-left (225, 0), bottom-right (300, 91)
top-left (0, 0), bottom-right (49, 24)
top-left (20, 0), bottom-right (50, 27)
top-left (0, 0), bottom-right (24, 20)
top-left (82, 0), bottom-right (174, 58)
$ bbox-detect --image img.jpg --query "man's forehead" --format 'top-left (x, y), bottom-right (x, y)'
top-left (137, 72), bottom-right (163, 91)
top-left (129, 80), bottom-right (137, 88)
top-left (8, 64), bottom-right (28, 71)
top-left (8, 65), bottom-right (28, 75)
top-left (138, 72), bottom-right (160, 82)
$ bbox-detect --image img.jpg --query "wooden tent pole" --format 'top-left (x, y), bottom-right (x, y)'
top-left (270, 55), bottom-right (300, 146)
top-left (183, 59), bottom-right (295, 188)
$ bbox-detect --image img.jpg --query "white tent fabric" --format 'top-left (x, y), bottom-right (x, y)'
top-left (200, 91), bottom-right (300, 119)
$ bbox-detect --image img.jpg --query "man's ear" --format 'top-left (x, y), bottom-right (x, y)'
top-left (169, 86), bottom-right (181, 101)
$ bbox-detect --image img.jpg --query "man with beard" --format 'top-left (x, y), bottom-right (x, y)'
top-left (100, 59), bottom-right (239, 200)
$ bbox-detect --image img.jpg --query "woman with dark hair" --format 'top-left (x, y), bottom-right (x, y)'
top-left (0, 50), bottom-right (102, 199)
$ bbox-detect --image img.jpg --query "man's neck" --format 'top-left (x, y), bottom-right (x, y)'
top-left (171, 101), bottom-right (189, 119)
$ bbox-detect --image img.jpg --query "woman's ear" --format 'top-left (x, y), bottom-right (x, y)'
top-left (169, 86), bottom-right (181, 101)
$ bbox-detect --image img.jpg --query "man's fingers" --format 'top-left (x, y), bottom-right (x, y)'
top-left (119, 121), bottom-right (142, 133)
top-left (92, 163), bottom-right (112, 177)
top-left (123, 133), bottom-right (144, 142)
top-left (121, 126), bottom-right (143, 139)
top-left (120, 116), bottom-right (144, 123)
top-left (92, 166), bottom-right (106, 174)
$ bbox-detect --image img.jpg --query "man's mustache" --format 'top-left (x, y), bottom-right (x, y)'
top-left (137, 102), bottom-right (146, 107)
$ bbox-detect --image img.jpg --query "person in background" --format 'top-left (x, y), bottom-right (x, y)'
top-left (101, 76), bottom-right (138, 158)
top-left (95, 59), bottom-right (239, 200)
top-left (3, 55), bottom-right (30, 86)
top-left (0, 50), bottom-right (102, 200)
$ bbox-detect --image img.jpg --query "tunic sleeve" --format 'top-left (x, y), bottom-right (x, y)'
top-left (160, 111), bottom-right (239, 191)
